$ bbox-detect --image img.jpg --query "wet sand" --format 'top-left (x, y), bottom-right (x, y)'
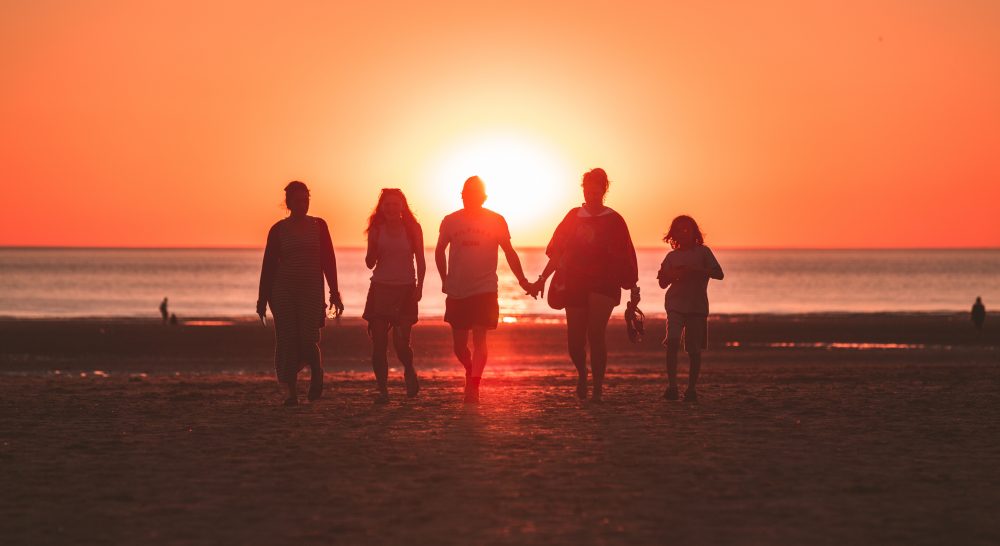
top-left (1, 315), bottom-right (999, 545)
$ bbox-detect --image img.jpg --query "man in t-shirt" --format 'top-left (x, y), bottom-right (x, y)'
top-left (435, 176), bottom-right (534, 403)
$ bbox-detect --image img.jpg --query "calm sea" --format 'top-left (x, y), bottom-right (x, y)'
top-left (0, 248), bottom-right (996, 318)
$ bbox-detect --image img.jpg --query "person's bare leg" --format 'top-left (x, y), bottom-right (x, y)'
top-left (565, 306), bottom-right (589, 399)
top-left (393, 324), bottom-right (419, 397)
top-left (305, 341), bottom-right (324, 401)
top-left (370, 320), bottom-right (390, 402)
top-left (587, 298), bottom-right (614, 402)
top-left (284, 379), bottom-right (298, 406)
top-left (664, 340), bottom-right (680, 400)
top-left (466, 328), bottom-right (487, 403)
top-left (452, 328), bottom-right (472, 379)
top-left (686, 351), bottom-right (701, 401)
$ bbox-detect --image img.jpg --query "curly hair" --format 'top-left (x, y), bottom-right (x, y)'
top-left (663, 215), bottom-right (705, 249)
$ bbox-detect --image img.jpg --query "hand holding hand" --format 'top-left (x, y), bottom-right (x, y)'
top-left (532, 278), bottom-right (546, 299)
top-left (518, 277), bottom-right (538, 299)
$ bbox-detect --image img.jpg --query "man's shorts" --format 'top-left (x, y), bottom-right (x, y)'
top-left (444, 292), bottom-right (499, 330)
top-left (665, 311), bottom-right (708, 353)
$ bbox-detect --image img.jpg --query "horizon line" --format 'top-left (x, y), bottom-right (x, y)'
top-left (2, 245), bottom-right (999, 252)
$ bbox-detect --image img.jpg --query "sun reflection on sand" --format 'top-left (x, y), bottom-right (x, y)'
top-left (183, 320), bottom-right (236, 327)
top-left (726, 341), bottom-right (933, 351)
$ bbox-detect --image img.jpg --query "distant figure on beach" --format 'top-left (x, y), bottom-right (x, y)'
top-left (435, 176), bottom-right (534, 404)
top-left (159, 297), bottom-right (168, 324)
top-left (530, 168), bottom-right (639, 402)
top-left (972, 297), bottom-right (985, 331)
top-left (169, 313), bottom-right (178, 326)
top-left (363, 189), bottom-right (426, 404)
top-left (257, 181), bottom-right (344, 406)
top-left (657, 215), bottom-right (724, 402)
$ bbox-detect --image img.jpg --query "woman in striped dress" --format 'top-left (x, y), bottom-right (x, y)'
top-left (257, 181), bottom-right (344, 406)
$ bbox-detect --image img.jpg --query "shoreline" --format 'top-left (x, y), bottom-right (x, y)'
top-left (1, 310), bottom-right (996, 322)
top-left (1, 313), bottom-right (996, 376)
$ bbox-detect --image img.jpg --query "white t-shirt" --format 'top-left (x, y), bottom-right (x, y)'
top-left (438, 208), bottom-right (511, 298)
top-left (659, 245), bottom-right (723, 315)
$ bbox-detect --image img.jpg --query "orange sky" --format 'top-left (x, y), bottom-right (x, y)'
top-left (2, 1), bottom-right (998, 248)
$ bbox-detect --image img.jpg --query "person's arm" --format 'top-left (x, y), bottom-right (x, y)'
top-left (365, 226), bottom-right (378, 270)
top-left (531, 210), bottom-right (574, 295)
top-left (318, 219), bottom-right (344, 315)
top-left (500, 238), bottom-right (534, 295)
top-left (414, 224), bottom-right (426, 301)
top-left (619, 216), bottom-right (640, 304)
top-left (704, 247), bottom-right (724, 280)
top-left (496, 215), bottom-right (533, 295)
top-left (256, 224), bottom-right (280, 316)
top-left (537, 258), bottom-right (558, 282)
top-left (435, 221), bottom-right (449, 293)
top-left (657, 257), bottom-right (672, 289)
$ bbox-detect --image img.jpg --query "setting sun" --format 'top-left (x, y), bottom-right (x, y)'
top-left (426, 133), bottom-right (575, 239)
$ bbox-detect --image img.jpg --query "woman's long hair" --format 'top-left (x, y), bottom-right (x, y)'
top-left (366, 188), bottom-right (421, 250)
top-left (663, 215), bottom-right (705, 250)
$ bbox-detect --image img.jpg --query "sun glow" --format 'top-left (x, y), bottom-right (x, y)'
top-left (426, 133), bottom-right (575, 240)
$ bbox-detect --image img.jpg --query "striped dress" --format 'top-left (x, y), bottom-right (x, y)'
top-left (257, 216), bottom-right (339, 383)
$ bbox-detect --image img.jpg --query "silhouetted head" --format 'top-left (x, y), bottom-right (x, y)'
top-left (366, 188), bottom-right (419, 236)
top-left (976, 297), bottom-right (982, 303)
top-left (461, 176), bottom-right (487, 209)
top-left (664, 215), bottom-right (704, 250)
top-left (284, 181), bottom-right (310, 217)
top-left (582, 168), bottom-right (610, 206)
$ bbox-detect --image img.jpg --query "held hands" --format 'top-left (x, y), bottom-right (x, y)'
top-left (518, 277), bottom-right (540, 300)
top-left (531, 278), bottom-right (546, 299)
top-left (518, 276), bottom-right (545, 299)
top-left (328, 291), bottom-right (345, 318)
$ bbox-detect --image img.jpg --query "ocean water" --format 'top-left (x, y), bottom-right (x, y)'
top-left (0, 248), bottom-right (996, 318)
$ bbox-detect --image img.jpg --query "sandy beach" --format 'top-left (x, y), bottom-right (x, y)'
top-left (1, 315), bottom-right (999, 545)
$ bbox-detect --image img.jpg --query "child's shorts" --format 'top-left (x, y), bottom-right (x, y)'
top-left (664, 311), bottom-right (708, 353)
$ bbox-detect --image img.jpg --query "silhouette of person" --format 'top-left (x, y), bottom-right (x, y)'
top-left (363, 189), bottom-right (426, 404)
top-left (257, 181), bottom-right (344, 406)
top-left (435, 176), bottom-right (534, 404)
top-left (656, 216), bottom-right (724, 403)
top-left (972, 297), bottom-right (986, 331)
top-left (530, 168), bottom-right (639, 402)
top-left (169, 313), bottom-right (178, 326)
top-left (159, 297), bottom-right (168, 324)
